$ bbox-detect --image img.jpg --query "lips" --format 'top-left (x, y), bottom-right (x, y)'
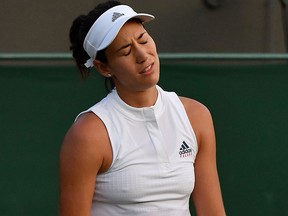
top-left (140, 63), bottom-right (153, 74)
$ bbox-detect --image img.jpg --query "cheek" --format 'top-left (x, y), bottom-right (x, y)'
top-left (109, 60), bottom-right (135, 78)
top-left (149, 37), bottom-right (158, 52)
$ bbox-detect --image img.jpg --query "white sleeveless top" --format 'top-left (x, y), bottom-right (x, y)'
top-left (77, 85), bottom-right (198, 216)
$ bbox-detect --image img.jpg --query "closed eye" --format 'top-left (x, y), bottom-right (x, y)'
top-left (124, 40), bottom-right (147, 56)
top-left (124, 50), bottom-right (131, 56)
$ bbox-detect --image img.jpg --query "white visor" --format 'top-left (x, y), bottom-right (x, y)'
top-left (83, 5), bottom-right (155, 68)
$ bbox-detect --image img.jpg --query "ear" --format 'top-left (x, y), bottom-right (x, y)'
top-left (93, 60), bottom-right (112, 78)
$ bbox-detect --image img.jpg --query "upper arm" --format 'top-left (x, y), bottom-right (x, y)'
top-left (179, 97), bottom-right (226, 216)
top-left (59, 113), bottom-right (112, 216)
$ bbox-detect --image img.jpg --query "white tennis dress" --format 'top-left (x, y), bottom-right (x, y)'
top-left (77, 85), bottom-right (198, 216)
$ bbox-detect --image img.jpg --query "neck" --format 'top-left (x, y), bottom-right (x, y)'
top-left (115, 85), bottom-right (158, 108)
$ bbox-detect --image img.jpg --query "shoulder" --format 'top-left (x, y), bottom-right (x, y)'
top-left (60, 112), bottom-right (112, 173)
top-left (69, 112), bottom-right (107, 141)
top-left (179, 96), bottom-right (212, 121)
top-left (178, 96), bottom-right (214, 147)
top-left (63, 112), bottom-right (106, 150)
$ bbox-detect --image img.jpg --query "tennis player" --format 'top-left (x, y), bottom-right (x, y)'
top-left (59, 1), bottom-right (226, 215)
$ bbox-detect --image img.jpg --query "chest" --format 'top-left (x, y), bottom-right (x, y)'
top-left (94, 110), bottom-right (197, 203)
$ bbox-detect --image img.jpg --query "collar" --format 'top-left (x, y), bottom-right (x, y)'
top-left (109, 85), bottom-right (165, 121)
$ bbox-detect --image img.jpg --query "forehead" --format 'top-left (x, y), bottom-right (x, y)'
top-left (112, 21), bottom-right (145, 43)
top-left (104, 21), bottom-right (147, 58)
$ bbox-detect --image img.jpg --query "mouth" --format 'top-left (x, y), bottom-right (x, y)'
top-left (140, 63), bottom-right (154, 74)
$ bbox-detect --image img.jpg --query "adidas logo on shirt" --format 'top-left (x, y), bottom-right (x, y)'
top-left (179, 141), bottom-right (192, 158)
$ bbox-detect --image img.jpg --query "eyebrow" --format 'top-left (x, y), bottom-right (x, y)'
top-left (116, 32), bottom-right (147, 53)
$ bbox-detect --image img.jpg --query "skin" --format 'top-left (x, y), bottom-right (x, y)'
top-left (59, 20), bottom-right (226, 216)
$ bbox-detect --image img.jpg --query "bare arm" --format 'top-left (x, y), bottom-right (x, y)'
top-left (59, 113), bottom-right (112, 216)
top-left (180, 97), bottom-right (226, 216)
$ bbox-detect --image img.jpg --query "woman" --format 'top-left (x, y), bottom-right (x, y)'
top-left (59, 1), bottom-right (226, 215)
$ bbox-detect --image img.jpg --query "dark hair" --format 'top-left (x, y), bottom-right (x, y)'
top-left (69, 1), bottom-right (121, 91)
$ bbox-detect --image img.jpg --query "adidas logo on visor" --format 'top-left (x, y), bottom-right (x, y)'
top-left (179, 141), bottom-right (192, 158)
top-left (112, 12), bottom-right (125, 22)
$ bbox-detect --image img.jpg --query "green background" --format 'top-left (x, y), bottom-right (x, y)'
top-left (1, 63), bottom-right (288, 215)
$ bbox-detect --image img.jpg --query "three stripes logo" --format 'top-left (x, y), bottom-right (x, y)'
top-left (112, 12), bottom-right (125, 22)
top-left (179, 141), bottom-right (192, 158)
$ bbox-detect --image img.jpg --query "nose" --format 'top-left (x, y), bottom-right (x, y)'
top-left (135, 44), bottom-right (148, 64)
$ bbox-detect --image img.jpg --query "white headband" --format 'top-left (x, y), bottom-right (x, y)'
top-left (83, 5), bottom-right (155, 68)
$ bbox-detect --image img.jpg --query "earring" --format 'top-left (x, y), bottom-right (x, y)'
top-left (107, 73), bottom-right (112, 77)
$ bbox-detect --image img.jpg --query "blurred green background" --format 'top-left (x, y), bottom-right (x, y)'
top-left (1, 63), bottom-right (288, 215)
